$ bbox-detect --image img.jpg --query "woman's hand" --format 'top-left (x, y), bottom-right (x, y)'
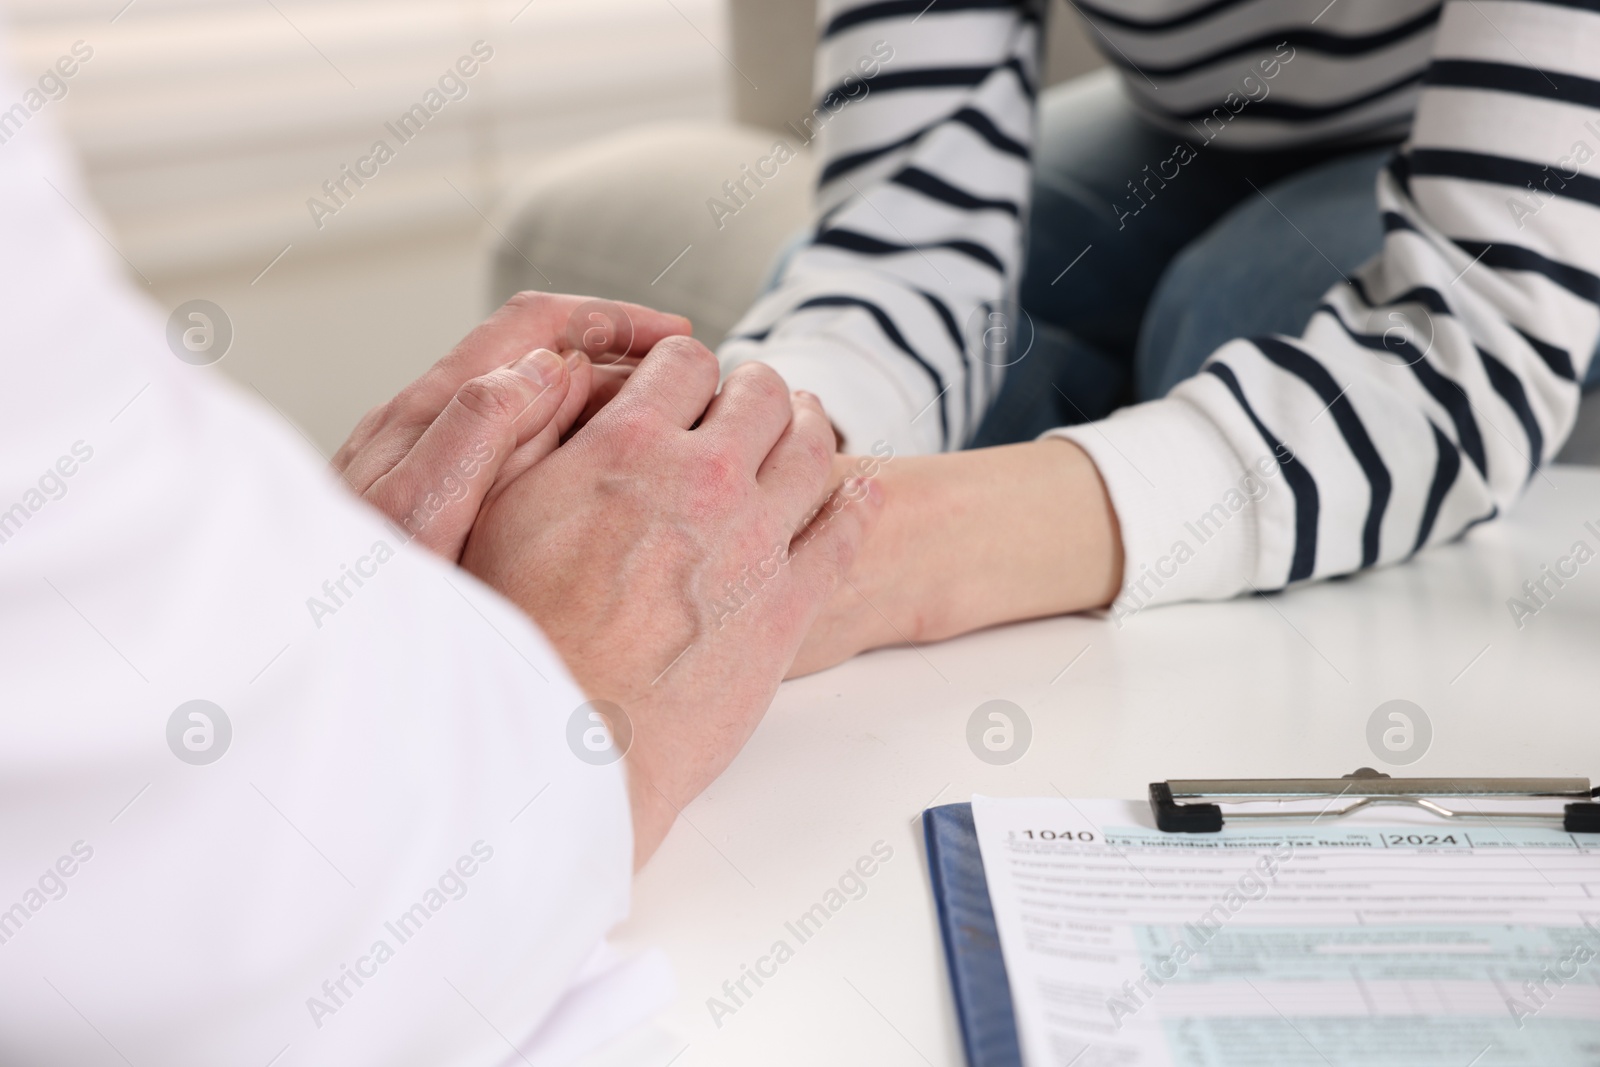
top-left (789, 439), bottom-right (1125, 677)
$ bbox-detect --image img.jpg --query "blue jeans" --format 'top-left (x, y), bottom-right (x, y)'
top-left (972, 72), bottom-right (1396, 445)
top-left (971, 72), bottom-right (1600, 447)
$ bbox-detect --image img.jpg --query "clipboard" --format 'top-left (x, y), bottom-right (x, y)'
top-left (1149, 767), bottom-right (1600, 832)
top-left (922, 801), bottom-right (1020, 1067)
top-left (922, 770), bottom-right (1599, 1067)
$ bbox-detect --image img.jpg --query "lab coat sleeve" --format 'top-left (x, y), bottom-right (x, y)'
top-left (0, 39), bottom-right (636, 1067)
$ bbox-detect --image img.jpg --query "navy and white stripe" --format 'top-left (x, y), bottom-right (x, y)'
top-left (720, 0), bottom-right (1600, 602)
top-left (1081, 0), bottom-right (1443, 148)
top-left (721, 1), bottom-right (1041, 452)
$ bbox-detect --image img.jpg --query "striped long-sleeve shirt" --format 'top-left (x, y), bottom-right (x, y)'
top-left (718, 0), bottom-right (1600, 608)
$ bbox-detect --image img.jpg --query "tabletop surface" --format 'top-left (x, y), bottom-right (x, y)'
top-left (585, 464), bottom-right (1600, 1067)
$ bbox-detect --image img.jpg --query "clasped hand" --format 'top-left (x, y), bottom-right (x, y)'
top-left (333, 292), bottom-right (881, 867)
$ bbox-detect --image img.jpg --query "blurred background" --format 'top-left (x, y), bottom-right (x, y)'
top-left (6, 0), bottom-right (732, 451)
top-left (15, 1), bottom-right (1595, 462)
top-left (3, 0), bottom-right (1106, 455)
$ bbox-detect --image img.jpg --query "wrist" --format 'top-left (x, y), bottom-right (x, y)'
top-left (1028, 437), bottom-right (1124, 614)
top-left (866, 439), bottom-right (1122, 642)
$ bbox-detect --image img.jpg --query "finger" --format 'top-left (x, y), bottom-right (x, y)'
top-left (340, 344), bottom-right (592, 496)
top-left (344, 295), bottom-right (690, 471)
top-left (780, 475), bottom-right (884, 628)
top-left (331, 400), bottom-right (390, 478)
top-left (572, 359), bottom-right (638, 435)
top-left (479, 351), bottom-right (595, 505)
top-left (365, 348), bottom-right (571, 559)
top-left (698, 363), bottom-right (796, 475)
top-left (551, 350), bottom-right (595, 440)
top-left (419, 294), bottom-right (689, 414)
top-left (606, 335), bottom-right (720, 431)
top-left (757, 391), bottom-right (835, 525)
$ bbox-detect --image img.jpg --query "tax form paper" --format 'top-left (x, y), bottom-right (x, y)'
top-left (971, 795), bottom-right (1600, 1067)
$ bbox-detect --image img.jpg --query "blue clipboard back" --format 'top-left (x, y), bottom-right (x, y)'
top-left (921, 802), bottom-right (1021, 1067)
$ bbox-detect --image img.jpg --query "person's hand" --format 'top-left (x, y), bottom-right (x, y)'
top-left (332, 292), bottom-right (691, 560)
top-left (788, 440), bottom-right (1124, 677)
top-left (459, 337), bottom-right (882, 868)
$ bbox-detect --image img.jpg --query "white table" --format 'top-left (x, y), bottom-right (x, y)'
top-left (589, 465), bottom-right (1600, 1067)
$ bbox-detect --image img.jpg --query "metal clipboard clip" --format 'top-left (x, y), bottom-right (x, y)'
top-left (1150, 767), bottom-right (1600, 834)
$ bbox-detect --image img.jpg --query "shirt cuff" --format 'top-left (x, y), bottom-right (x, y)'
top-left (1046, 397), bottom-right (1268, 618)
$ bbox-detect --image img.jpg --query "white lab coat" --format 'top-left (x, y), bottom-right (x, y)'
top-left (0, 31), bottom-right (656, 1067)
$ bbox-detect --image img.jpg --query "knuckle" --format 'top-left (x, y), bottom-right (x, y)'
top-left (370, 392), bottom-right (410, 428)
top-left (503, 290), bottom-right (552, 315)
top-left (604, 401), bottom-right (658, 442)
top-left (689, 447), bottom-right (745, 508)
top-left (754, 380), bottom-right (792, 418)
top-left (453, 371), bottom-right (527, 424)
top-left (352, 398), bottom-right (392, 434)
top-left (654, 334), bottom-right (717, 374)
top-left (732, 362), bottom-right (788, 403)
top-left (334, 401), bottom-right (392, 463)
top-left (391, 374), bottom-right (453, 424)
top-left (366, 392), bottom-right (425, 442)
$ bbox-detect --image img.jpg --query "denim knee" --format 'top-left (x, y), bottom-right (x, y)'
top-left (1136, 148), bottom-right (1392, 400)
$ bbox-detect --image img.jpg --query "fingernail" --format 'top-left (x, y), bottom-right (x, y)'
top-left (563, 349), bottom-right (586, 370)
top-left (513, 348), bottom-right (564, 389)
top-left (795, 390), bottom-right (819, 404)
